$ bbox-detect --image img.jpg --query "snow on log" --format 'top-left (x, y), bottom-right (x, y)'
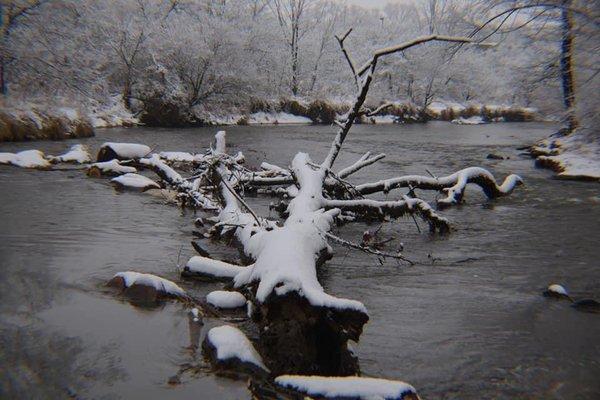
top-left (159, 151), bottom-right (196, 163)
top-left (182, 256), bottom-right (248, 281)
top-left (139, 154), bottom-right (218, 209)
top-left (356, 167), bottom-right (523, 208)
top-left (55, 144), bottom-right (91, 164)
top-left (0, 152), bottom-right (16, 164)
top-left (111, 173), bottom-right (160, 191)
top-left (206, 290), bottom-right (247, 309)
top-left (203, 325), bottom-right (269, 374)
top-left (6, 150), bottom-right (52, 169)
top-left (107, 271), bottom-right (188, 303)
top-left (325, 197), bottom-right (449, 232)
top-left (214, 130), bottom-right (227, 154)
top-left (337, 151), bottom-right (386, 179)
top-left (215, 152), bottom-right (367, 375)
top-left (275, 375), bottom-right (419, 400)
top-left (87, 159), bottom-right (137, 176)
top-left (97, 142), bottom-right (151, 162)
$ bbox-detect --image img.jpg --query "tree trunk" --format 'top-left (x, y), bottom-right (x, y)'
top-left (123, 76), bottom-right (132, 110)
top-left (0, 54), bottom-right (6, 96)
top-left (560, 0), bottom-right (578, 133)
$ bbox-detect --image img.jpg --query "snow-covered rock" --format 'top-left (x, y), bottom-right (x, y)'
top-left (451, 116), bottom-right (487, 125)
top-left (87, 159), bottom-right (137, 176)
top-left (108, 271), bottom-right (187, 301)
top-left (533, 134), bottom-right (600, 181)
top-left (204, 325), bottom-right (269, 373)
top-left (97, 142), bottom-right (151, 162)
top-left (111, 173), bottom-right (160, 191)
top-left (274, 375), bottom-right (419, 400)
top-left (183, 256), bottom-right (247, 280)
top-left (543, 283), bottom-right (571, 300)
top-left (55, 144), bottom-right (91, 163)
top-left (11, 150), bottom-right (51, 169)
top-left (206, 290), bottom-right (246, 309)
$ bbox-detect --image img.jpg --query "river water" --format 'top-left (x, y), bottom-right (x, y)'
top-left (0, 122), bottom-right (598, 399)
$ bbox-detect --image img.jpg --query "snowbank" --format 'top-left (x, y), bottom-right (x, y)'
top-left (0, 106), bottom-right (94, 142)
top-left (183, 256), bottom-right (247, 280)
top-left (275, 375), bottom-right (418, 400)
top-left (206, 290), bottom-right (247, 309)
top-left (205, 325), bottom-right (269, 372)
top-left (451, 116), bottom-right (487, 125)
top-left (111, 173), bottom-right (160, 190)
top-left (248, 112), bottom-right (312, 125)
top-left (533, 134), bottom-right (600, 181)
top-left (87, 96), bottom-right (139, 128)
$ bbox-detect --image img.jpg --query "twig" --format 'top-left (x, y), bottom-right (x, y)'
top-left (324, 232), bottom-right (414, 265)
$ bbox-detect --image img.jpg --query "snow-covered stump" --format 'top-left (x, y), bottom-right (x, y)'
top-left (211, 152), bottom-right (369, 375)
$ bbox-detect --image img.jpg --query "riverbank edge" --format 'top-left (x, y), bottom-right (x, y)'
top-left (1, 98), bottom-right (540, 143)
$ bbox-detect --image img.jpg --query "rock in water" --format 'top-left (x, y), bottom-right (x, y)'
top-left (543, 284), bottom-right (572, 301)
top-left (571, 299), bottom-right (600, 314)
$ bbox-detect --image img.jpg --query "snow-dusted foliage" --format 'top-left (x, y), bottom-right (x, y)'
top-left (275, 375), bottom-right (418, 400)
top-left (4, 0), bottom-right (594, 125)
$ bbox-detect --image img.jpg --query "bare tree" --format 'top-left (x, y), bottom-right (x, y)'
top-left (0, 0), bottom-right (48, 96)
top-left (270, 0), bottom-right (311, 96)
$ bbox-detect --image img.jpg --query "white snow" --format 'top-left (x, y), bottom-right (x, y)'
top-left (0, 153), bottom-right (16, 164)
top-left (274, 375), bottom-right (418, 400)
top-left (248, 112), bottom-right (312, 125)
top-left (10, 150), bottom-right (51, 169)
top-left (190, 307), bottom-right (201, 322)
top-left (113, 271), bottom-right (187, 297)
top-left (206, 325), bottom-right (269, 371)
top-left (214, 130), bottom-right (227, 154)
top-left (89, 159), bottom-right (137, 175)
top-left (369, 115), bottom-right (397, 124)
top-left (56, 144), bottom-right (91, 163)
top-left (111, 173), bottom-right (160, 190)
top-left (548, 284), bottom-right (568, 296)
top-left (100, 142), bottom-right (151, 159)
top-left (206, 290), bottom-right (247, 308)
top-left (451, 116), bottom-right (486, 125)
top-left (229, 153), bottom-right (368, 314)
top-left (185, 256), bottom-right (247, 279)
top-left (159, 151), bottom-right (196, 162)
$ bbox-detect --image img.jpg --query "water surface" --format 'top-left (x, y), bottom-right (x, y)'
top-left (1, 122), bottom-right (599, 399)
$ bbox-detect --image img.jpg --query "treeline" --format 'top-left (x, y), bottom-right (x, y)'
top-left (1, 0), bottom-right (597, 129)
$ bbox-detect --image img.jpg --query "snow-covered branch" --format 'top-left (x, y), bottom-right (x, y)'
top-left (356, 167), bottom-right (523, 208)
